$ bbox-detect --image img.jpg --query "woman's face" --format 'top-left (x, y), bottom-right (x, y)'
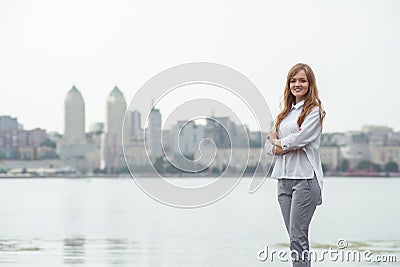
top-left (289, 69), bottom-right (309, 102)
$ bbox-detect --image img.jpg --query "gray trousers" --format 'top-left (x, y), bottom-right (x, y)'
top-left (277, 174), bottom-right (321, 267)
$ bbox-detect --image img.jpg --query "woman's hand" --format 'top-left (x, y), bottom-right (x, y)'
top-left (267, 131), bottom-right (294, 155)
top-left (268, 130), bottom-right (283, 150)
top-left (268, 133), bottom-right (282, 148)
top-left (268, 130), bottom-right (278, 141)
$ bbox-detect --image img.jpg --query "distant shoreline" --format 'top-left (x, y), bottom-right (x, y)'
top-left (0, 173), bottom-right (399, 179)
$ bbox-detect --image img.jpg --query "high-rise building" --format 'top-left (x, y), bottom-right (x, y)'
top-left (126, 110), bottom-right (143, 141)
top-left (60, 86), bottom-right (98, 173)
top-left (147, 108), bottom-right (162, 159)
top-left (170, 120), bottom-right (205, 157)
top-left (64, 86), bottom-right (85, 144)
top-left (106, 86), bottom-right (127, 144)
top-left (203, 116), bottom-right (231, 148)
top-left (101, 86), bottom-right (127, 173)
top-left (132, 110), bottom-right (142, 140)
top-left (0, 115), bottom-right (18, 132)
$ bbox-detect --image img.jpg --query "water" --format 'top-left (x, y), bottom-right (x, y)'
top-left (0, 177), bottom-right (399, 266)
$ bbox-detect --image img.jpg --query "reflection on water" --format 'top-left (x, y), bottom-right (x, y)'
top-left (63, 237), bottom-right (85, 265)
top-left (61, 238), bottom-right (141, 266)
top-left (105, 238), bottom-right (128, 266)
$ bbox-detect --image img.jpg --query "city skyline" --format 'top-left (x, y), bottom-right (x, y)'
top-left (1, 86), bottom-right (400, 175)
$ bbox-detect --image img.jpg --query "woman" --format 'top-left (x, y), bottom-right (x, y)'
top-left (265, 63), bottom-right (326, 267)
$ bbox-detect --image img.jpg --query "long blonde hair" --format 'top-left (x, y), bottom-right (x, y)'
top-left (274, 63), bottom-right (326, 131)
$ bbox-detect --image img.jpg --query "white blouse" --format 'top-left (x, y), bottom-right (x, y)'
top-left (265, 100), bottom-right (324, 192)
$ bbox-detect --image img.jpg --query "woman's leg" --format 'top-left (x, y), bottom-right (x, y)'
top-left (278, 179), bottom-right (294, 234)
top-left (289, 177), bottom-right (321, 267)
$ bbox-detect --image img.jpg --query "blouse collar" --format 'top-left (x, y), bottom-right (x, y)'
top-left (291, 100), bottom-right (305, 110)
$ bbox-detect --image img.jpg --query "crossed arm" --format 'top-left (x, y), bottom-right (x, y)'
top-left (266, 131), bottom-right (294, 156)
top-left (266, 107), bottom-right (322, 156)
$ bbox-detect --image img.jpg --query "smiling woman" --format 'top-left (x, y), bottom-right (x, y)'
top-left (265, 63), bottom-right (326, 267)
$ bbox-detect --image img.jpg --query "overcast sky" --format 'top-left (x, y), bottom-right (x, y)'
top-left (0, 0), bottom-right (399, 134)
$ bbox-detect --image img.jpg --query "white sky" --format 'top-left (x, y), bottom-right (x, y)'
top-left (0, 0), bottom-right (399, 133)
